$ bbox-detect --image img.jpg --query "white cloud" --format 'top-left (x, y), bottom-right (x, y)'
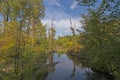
top-left (45, 7), bottom-right (70, 20)
top-left (44, 0), bottom-right (68, 20)
top-left (47, 0), bottom-right (61, 7)
top-left (43, 0), bottom-right (82, 38)
top-left (53, 0), bottom-right (61, 7)
top-left (70, 1), bottom-right (78, 10)
top-left (41, 18), bottom-right (82, 38)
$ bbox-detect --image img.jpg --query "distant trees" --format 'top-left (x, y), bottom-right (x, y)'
top-left (54, 35), bottom-right (83, 53)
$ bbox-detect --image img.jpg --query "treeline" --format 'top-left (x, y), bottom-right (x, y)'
top-left (54, 35), bottom-right (83, 53)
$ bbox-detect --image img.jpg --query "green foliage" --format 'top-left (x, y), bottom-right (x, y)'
top-left (0, 0), bottom-right (49, 80)
top-left (55, 35), bottom-right (83, 53)
top-left (77, 0), bottom-right (120, 79)
top-left (77, 0), bottom-right (97, 6)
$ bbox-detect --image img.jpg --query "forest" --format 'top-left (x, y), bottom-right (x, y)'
top-left (0, 0), bottom-right (120, 80)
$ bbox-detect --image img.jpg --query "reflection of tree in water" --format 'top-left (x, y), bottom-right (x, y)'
top-left (68, 54), bottom-right (84, 78)
top-left (0, 53), bottom-right (48, 80)
top-left (67, 54), bottom-right (86, 68)
top-left (71, 63), bottom-right (76, 78)
top-left (68, 54), bottom-right (115, 80)
top-left (47, 53), bottom-right (54, 72)
top-left (85, 70), bottom-right (115, 80)
top-left (46, 52), bottom-right (56, 80)
top-left (85, 71), bottom-right (107, 80)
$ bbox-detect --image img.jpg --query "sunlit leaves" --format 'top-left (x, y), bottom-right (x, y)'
top-left (0, 0), bottom-right (46, 79)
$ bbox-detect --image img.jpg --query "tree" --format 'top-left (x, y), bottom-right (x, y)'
top-left (77, 0), bottom-right (120, 79)
top-left (0, 0), bottom-right (47, 80)
top-left (47, 20), bottom-right (56, 52)
top-left (70, 19), bottom-right (76, 36)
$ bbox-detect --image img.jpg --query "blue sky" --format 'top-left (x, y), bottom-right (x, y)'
top-left (42, 0), bottom-right (88, 19)
top-left (0, 0), bottom-right (88, 37)
top-left (41, 0), bottom-right (88, 37)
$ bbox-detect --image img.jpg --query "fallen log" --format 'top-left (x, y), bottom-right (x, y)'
top-left (45, 61), bottom-right (59, 67)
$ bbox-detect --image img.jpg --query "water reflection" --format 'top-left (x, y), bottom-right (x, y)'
top-left (85, 71), bottom-right (115, 80)
top-left (0, 52), bottom-right (114, 80)
top-left (47, 53), bottom-right (54, 73)
top-left (46, 53), bottom-right (114, 80)
top-left (68, 54), bottom-right (114, 80)
top-left (46, 53), bottom-right (91, 80)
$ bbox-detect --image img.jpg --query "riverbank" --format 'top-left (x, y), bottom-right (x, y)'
top-left (69, 53), bottom-right (115, 80)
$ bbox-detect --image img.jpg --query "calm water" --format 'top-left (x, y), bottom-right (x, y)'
top-left (46, 53), bottom-right (92, 80)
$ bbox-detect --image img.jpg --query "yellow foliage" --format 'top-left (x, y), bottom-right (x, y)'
top-left (33, 45), bottom-right (40, 53)
top-left (0, 36), bottom-right (15, 53)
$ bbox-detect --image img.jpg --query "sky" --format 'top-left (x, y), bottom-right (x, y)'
top-left (0, 0), bottom-right (88, 38)
top-left (41, 0), bottom-right (88, 37)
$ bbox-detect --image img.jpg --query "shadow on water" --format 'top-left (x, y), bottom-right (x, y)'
top-left (68, 53), bottom-right (115, 80)
top-left (46, 53), bottom-right (115, 80)
top-left (84, 71), bottom-right (115, 80)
